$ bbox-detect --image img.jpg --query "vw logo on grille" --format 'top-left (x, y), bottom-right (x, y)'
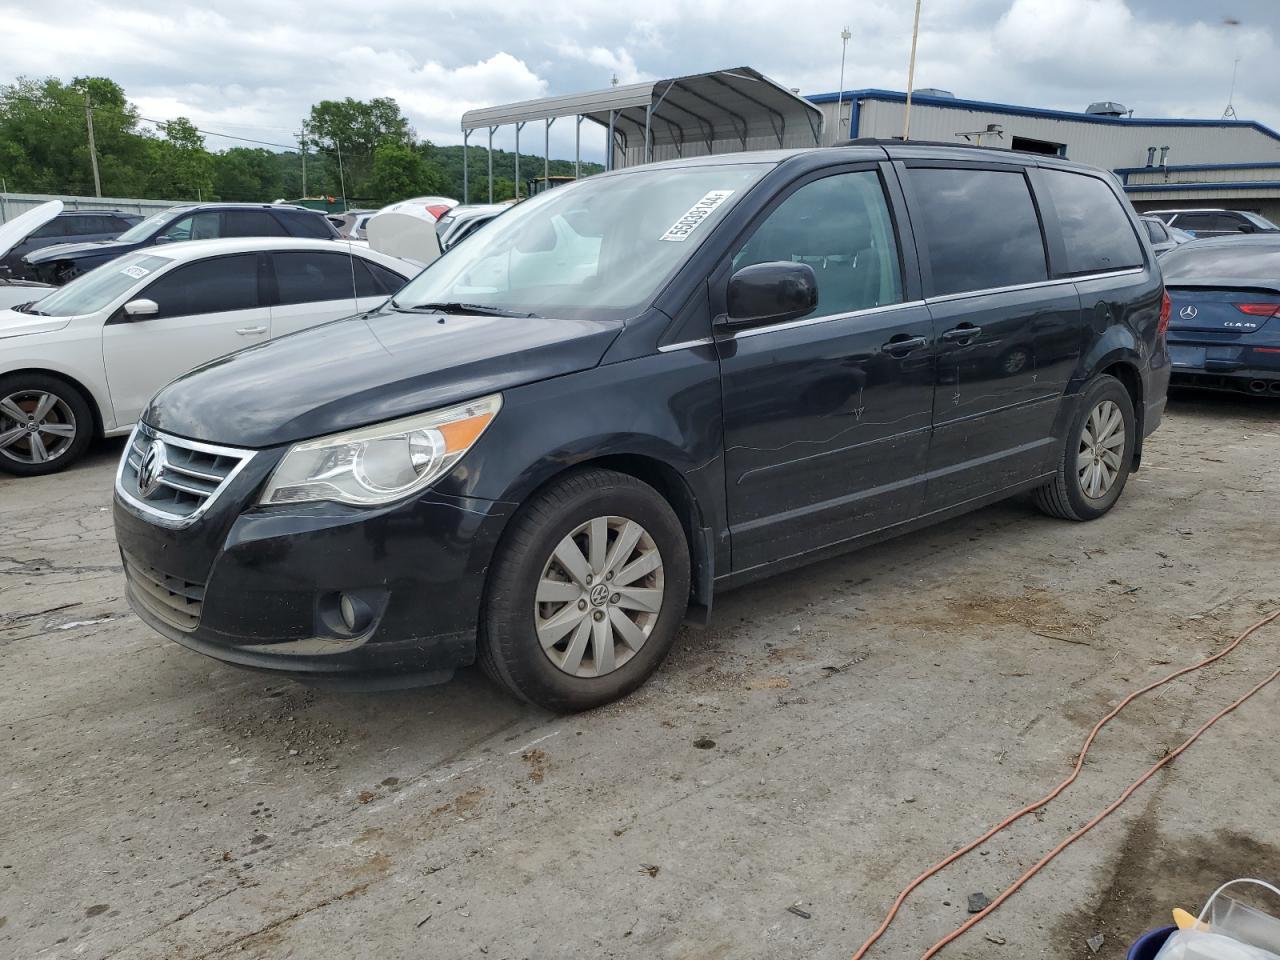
top-left (137, 440), bottom-right (168, 499)
top-left (1179, 305), bottom-right (1198, 320)
top-left (590, 583), bottom-right (610, 607)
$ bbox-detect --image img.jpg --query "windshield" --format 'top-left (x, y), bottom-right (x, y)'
top-left (1243, 211), bottom-right (1280, 231)
top-left (1161, 241), bottom-right (1280, 281)
top-left (32, 254), bottom-right (173, 316)
top-left (116, 210), bottom-right (180, 243)
top-left (392, 163), bottom-right (769, 321)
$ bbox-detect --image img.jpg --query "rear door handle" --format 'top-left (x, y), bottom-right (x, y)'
top-left (941, 324), bottom-right (982, 343)
top-left (236, 325), bottom-right (268, 336)
top-left (882, 335), bottom-right (928, 356)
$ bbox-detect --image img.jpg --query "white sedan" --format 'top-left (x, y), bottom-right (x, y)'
top-left (0, 237), bottom-right (415, 475)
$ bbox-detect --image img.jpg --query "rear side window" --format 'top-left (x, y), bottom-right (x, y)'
top-left (222, 210), bottom-right (288, 237)
top-left (732, 170), bottom-right (903, 316)
top-left (281, 211), bottom-right (336, 239)
top-left (159, 211), bottom-right (221, 243)
top-left (907, 167), bottom-right (1047, 296)
top-left (1040, 170), bottom-right (1143, 274)
top-left (273, 251), bottom-right (363, 305)
top-left (141, 254), bottom-right (261, 318)
top-left (361, 260), bottom-right (408, 296)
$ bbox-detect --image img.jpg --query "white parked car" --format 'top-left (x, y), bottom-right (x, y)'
top-left (364, 196), bottom-right (458, 264)
top-left (0, 237), bottom-right (415, 475)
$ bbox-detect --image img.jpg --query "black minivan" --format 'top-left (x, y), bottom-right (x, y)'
top-left (114, 143), bottom-right (1170, 711)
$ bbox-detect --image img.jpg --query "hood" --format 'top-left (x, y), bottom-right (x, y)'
top-left (0, 306), bottom-right (70, 340)
top-left (144, 307), bottom-right (622, 448)
top-left (0, 200), bottom-right (63, 259)
top-left (24, 238), bottom-right (134, 264)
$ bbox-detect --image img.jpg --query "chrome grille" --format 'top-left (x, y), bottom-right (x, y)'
top-left (116, 425), bottom-right (253, 526)
top-left (123, 552), bottom-right (206, 632)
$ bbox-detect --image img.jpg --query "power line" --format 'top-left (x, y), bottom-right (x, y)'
top-left (1, 91), bottom-right (302, 150)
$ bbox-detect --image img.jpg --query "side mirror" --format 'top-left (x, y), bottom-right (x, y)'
top-left (724, 261), bottom-right (819, 328)
top-left (1237, 224), bottom-right (1255, 234)
top-left (123, 298), bottom-right (159, 318)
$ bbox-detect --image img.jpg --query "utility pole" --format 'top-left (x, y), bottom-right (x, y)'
top-left (84, 93), bottom-right (102, 197)
top-left (902, 0), bottom-right (924, 141)
top-left (298, 125), bottom-right (308, 196)
top-left (837, 27), bottom-right (851, 141)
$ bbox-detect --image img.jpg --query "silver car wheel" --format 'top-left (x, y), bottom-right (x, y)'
top-left (534, 515), bottom-right (665, 678)
top-left (0, 391), bottom-right (78, 466)
top-left (1077, 399), bottom-right (1125, 499)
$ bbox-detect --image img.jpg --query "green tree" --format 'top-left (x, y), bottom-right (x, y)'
top-left (143, 117), bottom-right (214, 200)
top-left (306, 97), bottom-right (413, 199)
top-left (367, 142), bottom-right (443, 204)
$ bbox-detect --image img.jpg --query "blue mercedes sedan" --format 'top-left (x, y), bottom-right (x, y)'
top-left (1163, 236), bottom-right (1280, 396)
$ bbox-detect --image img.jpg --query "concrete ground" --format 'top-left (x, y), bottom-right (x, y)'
top-left (3, 390), bottom-right (1279, 960)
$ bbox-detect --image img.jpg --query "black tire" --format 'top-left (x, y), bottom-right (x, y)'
top-left (0, 372), bottom-right (95, 476)
top-left (479, 468), bottom-right (691, 712)
top-left (1034, 374), bottom-right (1135, 521)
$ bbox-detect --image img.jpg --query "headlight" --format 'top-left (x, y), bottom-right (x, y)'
top-left (258, 394), bottom-right (501, 506)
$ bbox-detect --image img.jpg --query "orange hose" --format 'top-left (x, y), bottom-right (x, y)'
top-left (851, 607), bottom-right (1280, 960)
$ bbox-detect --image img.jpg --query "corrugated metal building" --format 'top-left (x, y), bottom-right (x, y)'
top-left (807, 89), bottom-right (1280, 225)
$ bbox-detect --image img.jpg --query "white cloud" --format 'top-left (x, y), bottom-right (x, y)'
top-left (0, 0), bottom-right (1276, 171)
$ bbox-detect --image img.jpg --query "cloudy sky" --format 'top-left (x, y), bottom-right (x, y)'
top-left (2, 0), bottom-right (1276, 163)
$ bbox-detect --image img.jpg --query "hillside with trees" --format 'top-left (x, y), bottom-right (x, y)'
top-left (0, 76), bottom-right (603, 207)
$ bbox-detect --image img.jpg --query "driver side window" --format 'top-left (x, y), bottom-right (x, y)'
top-left (159, 211), bottom-right (220, 243)
top-left (733, 171), bottom-right (903, 317)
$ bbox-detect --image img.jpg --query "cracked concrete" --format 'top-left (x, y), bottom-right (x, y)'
top-left (2, 390), bottom-right (1279, 960)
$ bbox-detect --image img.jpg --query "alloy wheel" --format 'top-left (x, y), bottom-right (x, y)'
top-left (0, 391), bottom-right (78, 466)
top-left (534, 515), bottom-right (665, 678)
top-left (1077, 399), bottom-right (1125, 499)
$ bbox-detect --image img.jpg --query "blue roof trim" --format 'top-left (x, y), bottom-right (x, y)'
top-left (805, 88), bottom-right (1280, 143)
top-left (1124, 181), bottom-right (1280, 193)
top-left (1115, 161), bottom-right (1280, 175)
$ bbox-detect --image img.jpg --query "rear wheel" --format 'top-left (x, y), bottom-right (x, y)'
top-left (0, 373), bottom-right (94, 476)
top-left (479, 468), bottom-right (690, 712)
top-left (1034, 374), bottom-right (1135, 521)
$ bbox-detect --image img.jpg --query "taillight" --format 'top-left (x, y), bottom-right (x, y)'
top-left (1158, 289), bottom-right (1171, 335)
top-left (425, 204), bottom-right (451, 220)
top-left (1236, 303), bottom-right (1280, 317)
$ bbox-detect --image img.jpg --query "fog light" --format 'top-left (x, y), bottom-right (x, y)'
top-left (339, 593), bottom-right (358, 631)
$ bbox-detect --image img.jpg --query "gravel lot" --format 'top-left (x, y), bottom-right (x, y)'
top-left (3, 391), bottom-right (1279, 960)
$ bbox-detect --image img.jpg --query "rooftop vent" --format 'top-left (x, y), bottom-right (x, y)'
top-left (1086, 101), bottom-right (1129, 117)
top-left (915, 88), bottom-right (956, 98)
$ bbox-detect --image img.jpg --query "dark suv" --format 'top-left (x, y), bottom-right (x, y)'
top-left (23, 203), bottom-right (340, 284)
top-left (1, 209), bottom-right (141, 279)
top-left (114, 143), bottom-right (1170, 712)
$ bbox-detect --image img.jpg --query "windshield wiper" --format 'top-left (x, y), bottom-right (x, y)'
top-left (392, 300), bottom-right (539, 318)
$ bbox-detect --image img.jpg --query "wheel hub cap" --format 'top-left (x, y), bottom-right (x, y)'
top-left (1077, 399), bottom-right (1125, 500)
top-left (0, 390), bottom-right (77, 465)
top-left (534, 515), bottom-right (665, 679)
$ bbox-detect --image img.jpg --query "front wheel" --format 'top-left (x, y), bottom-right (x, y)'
top-left (1034, 374), bottom-right (1135, 521)
top-left (0, 373), bottom-right (94, 476)
top-left (479, 468), bottom-right (691, 712)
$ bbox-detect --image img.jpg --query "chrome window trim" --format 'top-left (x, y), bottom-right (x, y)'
top-left (658, 337), bottom-right (714, 352)
top-left (924, 267), bottom-right (1146, 305)
top-left (725, 300), bottom-right (926, 340)
top-left (114, 423), bottom-right (255, 529)
top-left (715, 266), bottom-right (1146, 342)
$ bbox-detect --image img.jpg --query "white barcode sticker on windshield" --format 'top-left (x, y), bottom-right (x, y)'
top-left (120, 265), bottom-right (150, 280)
top-left (659, 190), bottom-right (735, 242)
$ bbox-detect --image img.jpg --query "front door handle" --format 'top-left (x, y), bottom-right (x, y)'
top-left (941, 324), bottom-right (982, 343)
top-left (236, 325), bottom-right (268, 336)
top-left (882, 335), bottom-right (928, 356)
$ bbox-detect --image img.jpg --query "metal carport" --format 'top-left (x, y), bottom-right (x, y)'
top-left (459, 67), bottom-right (824, 203)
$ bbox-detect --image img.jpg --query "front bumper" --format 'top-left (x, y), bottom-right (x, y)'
top-left (114, 483), bottom-right (513, 684)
